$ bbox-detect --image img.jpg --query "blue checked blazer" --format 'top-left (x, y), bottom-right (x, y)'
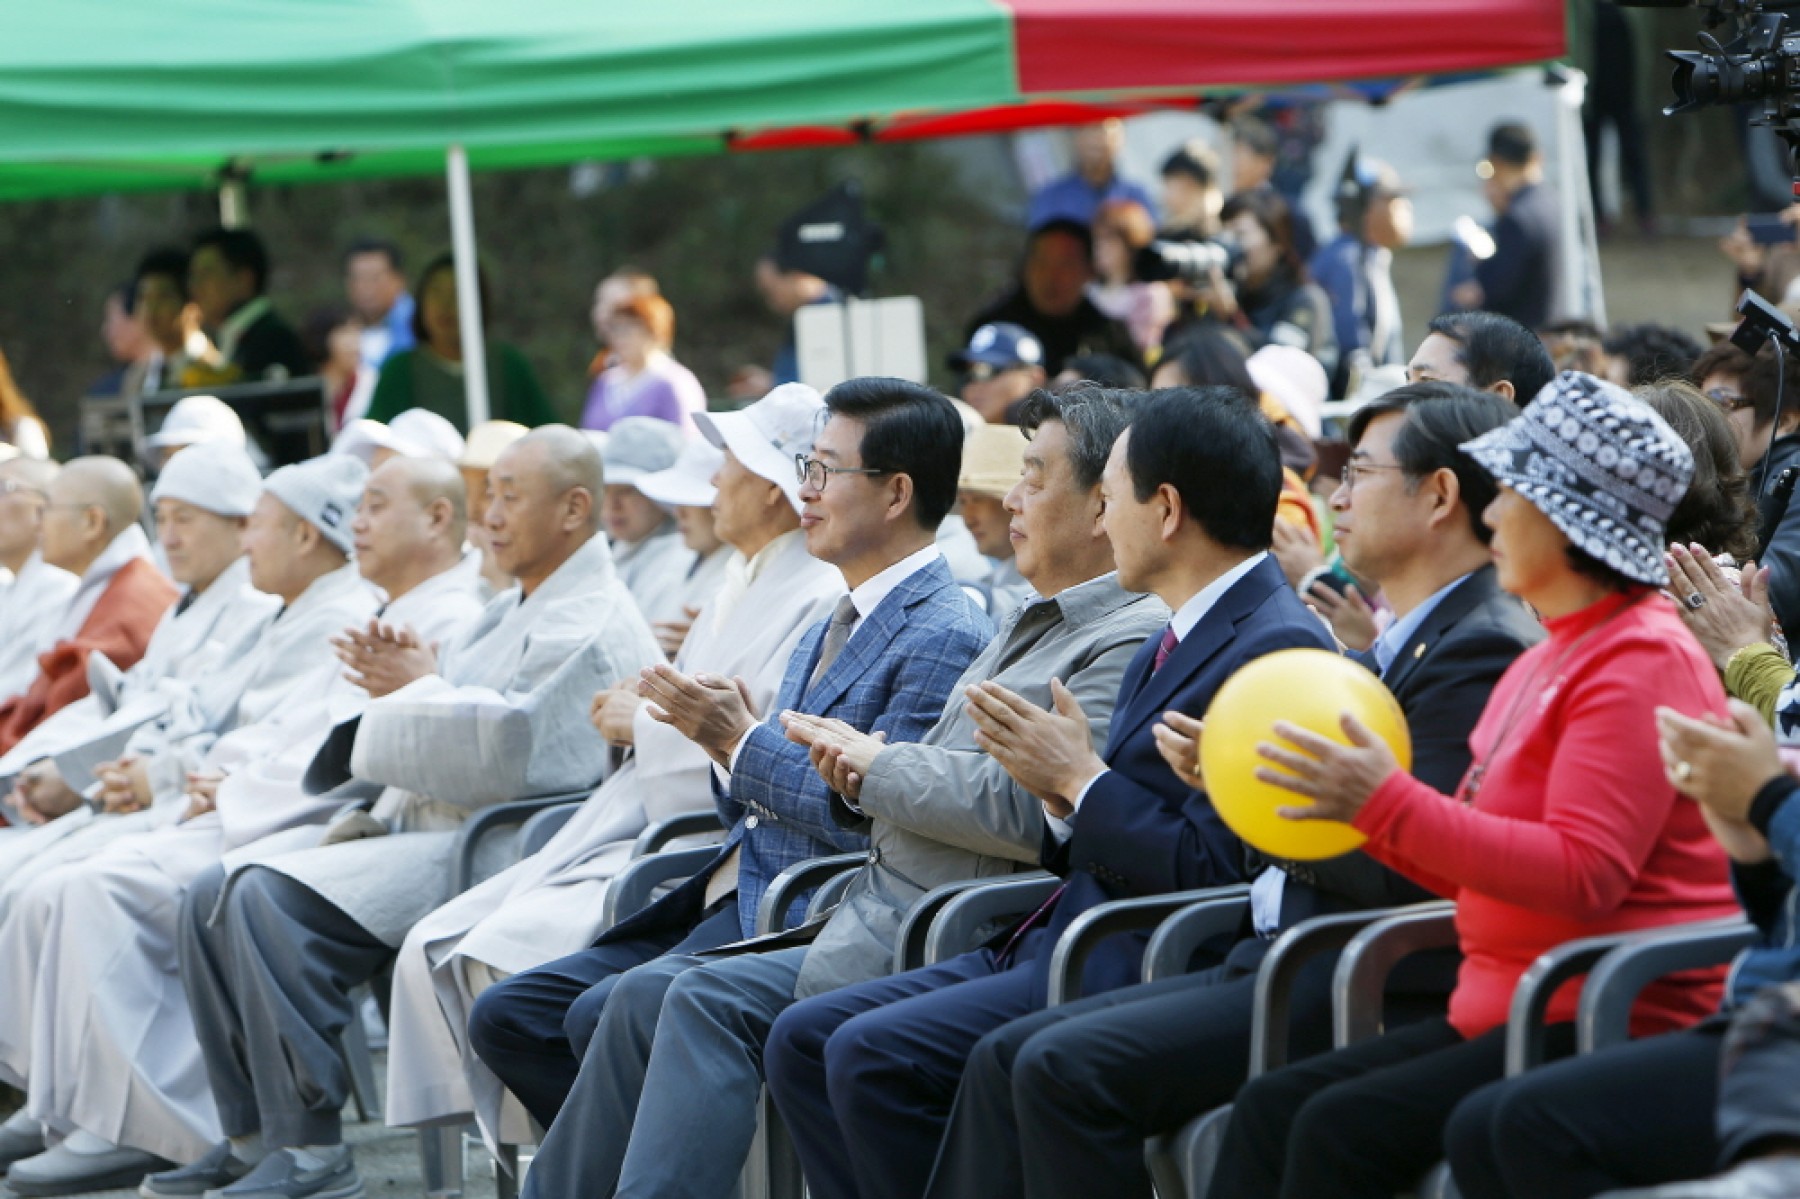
top-left (596, 554), bottom-right (990, 945)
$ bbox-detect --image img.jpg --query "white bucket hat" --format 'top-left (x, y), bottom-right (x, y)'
top-left (693, 383), bottom-right (825, 513)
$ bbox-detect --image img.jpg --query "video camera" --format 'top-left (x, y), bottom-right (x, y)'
top-left (1621, 0), bottom-right (1800, 185)
top-left (1133, 233), bottom-right (1245, 286)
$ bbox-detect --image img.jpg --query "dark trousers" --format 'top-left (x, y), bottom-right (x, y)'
top-left (1446, 1022), bottom-right (1722, 1199)
top-left (765, 946), bottom-right (1036, 1199)
top-left (178, 863), bottom-right (392, 1150)
top-left (1205, 1017), bottom-right (1576, 1199)
top-left (465, 904), bottom-right (740, 1130)
top-left (1717, 983), bottom-right (1800, 1166)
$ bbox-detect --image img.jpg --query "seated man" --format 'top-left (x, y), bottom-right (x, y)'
top-left (468, 378), bottom-right (990, 1151)
top-left (0, 444), bottom-right (275, 883)
top-left (955, 421), bottom-right (1032, 615)
top-left (0, 457), bottom-right (76, 704)
top-left (1405, 310), bottom-right (1556, 407)
top-left (382, 383), bottom-right (844, 1144)
top-left (763, 385), bottom-right (1331, 1199)
top-left (924, 383), bottom-right (1544, 1199)
top-left (600, 416), bottom-right (692, 624)
top-left (525, 386), bottom-right (1168, 1197)
top-left (0, 457), bottom-right (179, 752)
top-left (633, 438), bottom-right (734, 657)
top-left (0, 453), bottom-right (380, 1192)
top-left (155, 427), bottom-right (662, 1199)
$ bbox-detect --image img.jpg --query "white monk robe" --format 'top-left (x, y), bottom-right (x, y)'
top-left (0, 561), bottom-right (378, 1164)
top-left (0, 553), bottom-right (78, 701)
top-left (0, 557), bottom-right (277, 885)
top-left (237, 533), bottom-right (662, 952)
top-left (384, 528), bottom-right (843, 1142)
top-left (612, 523), bottom-right (693, 625)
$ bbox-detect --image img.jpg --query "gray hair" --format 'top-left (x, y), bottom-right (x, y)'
top-left (1015, 386), bottom-right (1140, 489)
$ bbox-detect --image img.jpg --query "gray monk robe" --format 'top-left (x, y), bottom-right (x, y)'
top-left (383, 529), bottom-right (842, 1140)
top-left (241, 532), bottom-right (663, 945)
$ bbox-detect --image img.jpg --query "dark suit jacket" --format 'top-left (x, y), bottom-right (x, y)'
top-left (1237, 565), bottom-right (1543, 985)
top-left (1475, 181), bottom-right (1562, 332)
top-left (232, 308), bottom-right (314, 382)
top-left (1026, 554), bottom-right (1334, 998)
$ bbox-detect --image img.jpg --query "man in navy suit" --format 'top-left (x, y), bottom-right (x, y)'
top-left (469, 378), bottom-right (990, 1197)
top-left (763, 385), bottom-right (1333, 1199)
top-left (918, 381), bottom-right (1545, 1199)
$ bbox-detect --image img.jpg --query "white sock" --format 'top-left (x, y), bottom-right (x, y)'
top-left (228, 1134), bottom-right (267, 1166)
top-left (0, 1109), bottom-right (38, 1135)
top-left (288, 1144), bottom-right (345, 1172)
top-left (61, 1129), bottom-right (117, 1155)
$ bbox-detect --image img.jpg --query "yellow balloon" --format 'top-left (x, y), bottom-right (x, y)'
top-left (1199, 648), bottom-right (1411, 861)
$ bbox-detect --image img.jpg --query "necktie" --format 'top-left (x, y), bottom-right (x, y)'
top-left (1152, 624), bottom-right (1179, 673)
top-left (809, 595), bottom-right (860, 690)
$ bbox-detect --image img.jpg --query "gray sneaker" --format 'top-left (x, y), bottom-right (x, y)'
top-left (201, 1148), bottom-right (362, 1199)
top-left (0, 1121), bottom-right (44, 1171)
top-left (140, 1141), bottom-right (253, 1197)
top-left (4, 1141), bottom-right (170, 1196)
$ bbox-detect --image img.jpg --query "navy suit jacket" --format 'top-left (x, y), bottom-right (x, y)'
top-left (1027, 554), bottom-right (1333, 998)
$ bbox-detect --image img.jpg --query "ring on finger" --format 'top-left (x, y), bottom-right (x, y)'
top-left (1674, 760), bottom-right (1694, 784)
top-left (1685, 593), bottom-right (1706, 611)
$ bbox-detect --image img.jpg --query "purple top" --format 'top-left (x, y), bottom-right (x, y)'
top-left (580, 353), bottom-right (706, 434)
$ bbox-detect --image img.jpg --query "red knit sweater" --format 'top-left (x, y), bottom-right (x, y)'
top-left (1353, 589), bottom-right (1739, 1039)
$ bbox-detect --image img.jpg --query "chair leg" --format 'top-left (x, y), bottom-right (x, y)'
top-left (418, 1123), bottom-right (467, 1198)
top-left (495, 1143), bottom-right (520, 1199)
top-left (337, 1002), bottom-right (382, 1124)
top-left (759, 1090), bottom-right (803, 1199)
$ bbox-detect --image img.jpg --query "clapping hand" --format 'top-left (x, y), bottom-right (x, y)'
top-left (1152, 711), bottom-right (1207, 793)
top-left (333, 619), bottom-right (438, 698)
top-left (1666, 544), bottom-right (1776, 671)
top-left (1254, 714), bottom-right (1399, 824)
top-left (965, 679), bottom-right (1105, 820)
top-left (639, 663), bottom-right (758, 766)
top-left (783, 712), bottom-right (887, 799)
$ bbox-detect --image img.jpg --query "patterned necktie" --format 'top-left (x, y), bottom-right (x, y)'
top-left (1152, 624), bottom-right (1179, 673)
top-left (808, 595), bottom-right (860, 690)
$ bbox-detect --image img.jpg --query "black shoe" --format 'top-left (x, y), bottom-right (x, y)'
top-left (202, 1148), bottom-right (363, 1199)
top-left (140, 1141), bottom-right (253, 1198)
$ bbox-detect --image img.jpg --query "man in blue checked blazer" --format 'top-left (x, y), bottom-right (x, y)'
top-left (763, 385), bottom-right (1335, 1199)
top-left (469, 378), bottom-right (989, 1154)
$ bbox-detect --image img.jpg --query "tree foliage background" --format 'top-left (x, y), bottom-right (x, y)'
top-left (0, 140), bottom-right (1027, 450)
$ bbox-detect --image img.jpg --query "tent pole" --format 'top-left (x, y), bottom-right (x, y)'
top-left (1551, 67), bottom-right (1605, 326)
top-left (445, 144), bottom-right (491, 428)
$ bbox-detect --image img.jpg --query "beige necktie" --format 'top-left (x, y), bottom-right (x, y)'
top-left (706, 593), bottom-right (859, 909)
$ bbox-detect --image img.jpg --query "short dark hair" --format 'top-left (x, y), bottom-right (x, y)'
top-left (1601, 322), bottom-right (1703, 387)
top-left (1634, 379), bottom-right (1759, 560)
top-left (1017, 385), bottom-right (1138, 490)
top-left (1346, 381), bottom-right (1518, 543)
top-left (134, 247), bottom-right (190, 300)
top-left (821, 377), bottom-right (964, 531)
top-left (1740, 344), bottom-right (1800, 432)
top-left (1125, 386), bottom-right (1280, 550)
top-left (1156, 325), bottom-right (1257, 393)
top-left (191, 227), bottom-right (271, 294)
top-left (412, 252), bottom-right (492, 345)
top-left (1691, 342), bottom-right (1755, 390)
top-left (1219, 188), bottom-right (1304, 279)
top-left (1161, 140), bottom-right (1220, 187)
top-left (1424, 311), bottom-right (1557, 407)
top-left (1056, 353), bottom-right (1146, 391)
top-left (1027, 218), bottom-right (1094, 264)
top-left (344, 237), bottom-right (404, 273)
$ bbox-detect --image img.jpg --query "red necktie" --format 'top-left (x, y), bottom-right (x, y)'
top-left (1152, 625), bottom-right (1179, 673)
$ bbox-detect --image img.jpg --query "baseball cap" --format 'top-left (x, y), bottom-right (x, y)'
top-left (694, 383), bottom-right (825, 514)
top-left (949, 323), bottom-right (1044, 372)
top-left (262, 453), bottom-right (368, 555)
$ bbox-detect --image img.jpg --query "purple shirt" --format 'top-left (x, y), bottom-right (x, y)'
top-left (580, 353), bottom-right (706, 433)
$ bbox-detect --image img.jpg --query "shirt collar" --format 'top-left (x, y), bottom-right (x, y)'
top-left (1169, 552), bottom-right (1267, 643)
top-left (1373, 572), bottom-right (1472, 675)
top-left (849, 544), bottom-right (941, 622)
top-left (216, 295), bottom-right (272, 359)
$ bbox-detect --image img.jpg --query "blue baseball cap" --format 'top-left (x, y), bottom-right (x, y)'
top-left (949, 322), bottom-right (1044, 371)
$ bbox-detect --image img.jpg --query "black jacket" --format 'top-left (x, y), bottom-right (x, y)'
top-left (1755, 431), bottom-right (1800, 633)
top-left (1475, 181), bottom-right (1562, 330)
top-left (232, 308), bottom-right (314, 382)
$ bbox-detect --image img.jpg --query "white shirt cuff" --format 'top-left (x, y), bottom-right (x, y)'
top-left (1072, 768), bottom-right (1107, 810)
top-left (1045, 768), bottom-right (1108, 844)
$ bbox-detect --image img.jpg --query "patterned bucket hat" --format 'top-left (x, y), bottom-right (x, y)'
top-left (1460, 371), bottom-right (1694, 587)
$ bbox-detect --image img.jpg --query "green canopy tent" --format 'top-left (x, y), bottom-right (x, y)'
top-left (3, 0), bottom-right (1569, 423)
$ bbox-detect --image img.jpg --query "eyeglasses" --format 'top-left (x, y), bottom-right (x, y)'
top-left (795, 454), bottom-right (889, 493)
top-left (1340, 460), bottom-right (1408, 492)
top-left (1706, 387), bottom-right (1754, 414)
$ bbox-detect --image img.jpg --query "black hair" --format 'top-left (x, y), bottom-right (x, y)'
top-left (343, 237), bottom-right (405, 273)
top-left (1155, 325), bottom-right (1258, 394)
top-left (1424, 311), bottom-right (1557, 407)
top-left (1016, 385), bottom-right (1138, 490)
top-left (1056, 353), bottom-right (1147, 391)
top-left (133, 247), bottom-right (190, 301)
top-left (1633, 379), bottom-right (1760, 560)
top-left (412, 252), bottom-right (492, 345)
top-left (1160, 141), bottom-right (1220, 187)
top-left (1601, 322), bottom-right (1703, 387)
top-left (1026, 218), bottom-right (1094, 264)
top-left (1345, 381), bottom-right (1518, 543)
top-left (1219, 188), bottom-right (1306, 280)
top-left (1742, 343), bottom-right (1800, 432)
top-left (821, 377), bottom-right (964, 531)
top-left (1125, 386), bottom-right (1280, 550)
top-left (191, 227), bottom-right (271, 294)
top-left (109, 281), bottom-right (136, 316)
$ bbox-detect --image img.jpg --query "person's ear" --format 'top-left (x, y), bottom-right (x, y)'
top-left (567, 487), bottom-right (595, 533)
top-left (884, 473), bottom-right (916, 525)
top-left (1157, 482), bottom-right (1183, 542)
top-left (1421, 467), bottom-right (1461, 532)
top-left (1487, 379), bottom-right (1517, 405)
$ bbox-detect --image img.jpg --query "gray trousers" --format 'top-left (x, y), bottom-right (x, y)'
top-left (522, 944), bottom-right (809, 1199)
top-left (178, 863), bottom-right (391, 1150)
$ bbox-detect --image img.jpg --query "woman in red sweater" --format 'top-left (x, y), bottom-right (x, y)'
top-left (1204, 372), bottom-right (1741, 1199)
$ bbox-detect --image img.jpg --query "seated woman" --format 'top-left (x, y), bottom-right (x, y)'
top-left (1203, 373), bottom-right (1743, 1199)
top-left (366, 253), bottom-right (557, 432)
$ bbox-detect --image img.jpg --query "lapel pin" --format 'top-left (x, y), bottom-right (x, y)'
top-left (1413, 643), bottom-right (1426, 659)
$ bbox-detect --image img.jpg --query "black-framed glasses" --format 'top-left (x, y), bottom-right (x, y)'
top-left (1705, 386), bottom-right (1754, 414)
top-left (795, 454), bottom-right (889, 492)
top-left (1340, 460), bottom-right (1407, 492)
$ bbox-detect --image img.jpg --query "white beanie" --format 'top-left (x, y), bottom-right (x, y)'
top-left (150, 443), bottom-right (262, 518)
top-left (262, 454), bottom-right (368, 555)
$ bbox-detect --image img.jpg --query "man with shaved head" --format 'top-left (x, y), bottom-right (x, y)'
top-left (0, 456), bottom-right (177, 753)
top-left (0, 457), bottom-right (77, 703)
top-left (148, 426), bottom-right (661, 1199)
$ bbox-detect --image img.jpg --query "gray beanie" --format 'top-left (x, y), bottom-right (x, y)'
top-left (151, 442), bottom-right (263, 518)
top-left (262, 454), bottom-right (368, 555)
